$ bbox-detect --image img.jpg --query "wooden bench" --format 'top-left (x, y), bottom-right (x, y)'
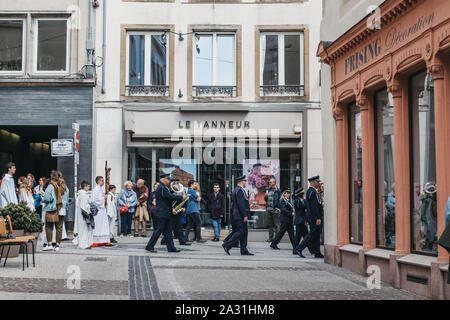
top-left (0, 215), bottom-right (36, 271)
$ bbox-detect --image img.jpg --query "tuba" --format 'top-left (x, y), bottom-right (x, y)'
top-left (170, 181), bottom-right (188, 215)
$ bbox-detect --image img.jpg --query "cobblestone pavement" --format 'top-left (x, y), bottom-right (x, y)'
top-left (0, 236), bottom-right (427, 300)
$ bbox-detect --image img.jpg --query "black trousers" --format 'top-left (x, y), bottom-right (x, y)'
top-left (162, 214), bottom-right (186, 245)
top-left (223, 219), bottom-right (248, 254)
top-left (272, 221), bottom-right (295, 246)
top-left (145, 216), bottom-right (176, 251)
top-left (293, 223), bottom-right (308, 249)
top-left (295, 222), bottom-right (321, 255)
top-left (185, 212), bottom-right (202, 240)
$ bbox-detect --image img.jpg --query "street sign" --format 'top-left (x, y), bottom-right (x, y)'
top-left (51, 139), bottom-right (74, 157)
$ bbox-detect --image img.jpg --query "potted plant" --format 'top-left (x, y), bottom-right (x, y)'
top-left (0, 202), bottom-right (36, 258)
top-left (24, 209), bottom-right (44, 253)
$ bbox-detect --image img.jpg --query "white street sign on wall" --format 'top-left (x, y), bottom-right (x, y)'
top-left (51, 139), bottom-right (74, 157)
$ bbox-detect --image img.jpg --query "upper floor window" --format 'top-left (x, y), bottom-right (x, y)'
top-left (0, 19), bottom-right (26, 73)
top-left (34, 18), bottom-right (70, 73)
top-left (125, 31), bottom-right (168, 97)
top-left (193, 33), bottom-right (236, 97)
top-left (260, 32), bottom-right (304, 97)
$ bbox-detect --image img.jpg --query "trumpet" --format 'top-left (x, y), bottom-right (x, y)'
top-left (171, 181), bottom-right (188, 215)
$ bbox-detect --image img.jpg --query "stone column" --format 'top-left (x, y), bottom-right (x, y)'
top-left (334, 106), bottom-right (349, 247)
top-left (358, 93), bottom-right (376, 250)
top-left (389, 77), bottom-right (410, 255)
top-left (428, 57), bottom-right (450, 263)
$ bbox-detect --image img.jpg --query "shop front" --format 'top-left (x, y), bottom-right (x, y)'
top-left (124, 106), bottom-right (305, 229)
top-left (318, 0), bottom-right (450, 298)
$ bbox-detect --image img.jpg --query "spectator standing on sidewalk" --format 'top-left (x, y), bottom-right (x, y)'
top-left (19, 176), bottom-right (35, 212)
top-left (42, 171), bottom-right (63, 252)
top-left (185, 180), bottom-right (206, 243)
top-left (148, 182), bottom-right (159, 229)
top-left (264, 178), bottom-right (282, 243)
top-left (118, 181), bottom-right (138, 237)
top-left (133, 179), bottom-right (150, 237)
top-left (208, 183), bottom-right (225, 241)
top-left (34, 177), bottom-right (46, 218)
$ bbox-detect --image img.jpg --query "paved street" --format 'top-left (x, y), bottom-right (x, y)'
top-left (0, 236), bottom-right (426, 300)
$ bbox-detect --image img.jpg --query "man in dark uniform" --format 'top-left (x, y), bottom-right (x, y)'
top-left (292, 187), bottom-right (308, 254)
top-left (222, 175), bottom-right (254, 255)
top-left (294, 176), bottom-right (324, 258)
top-left (145, 174), bottom-right (186, 253)
top-left (270, 189), bottom-right (295, 250)
top-left (161, 178), bottom-right (191, 246)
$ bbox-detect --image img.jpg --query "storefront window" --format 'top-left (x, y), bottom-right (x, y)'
top-left (35, 19), bottom-right (68, 72)
top-left (375, 89), bottom-right (395, 249)
top-left (127, 146), bottom-right (301, 229)
top-left (0, 20), bottom-right (24, 72)
top-left (410, 71), bottom-right (437, 255)
top-left (349, 102), bottom-right (363, 244)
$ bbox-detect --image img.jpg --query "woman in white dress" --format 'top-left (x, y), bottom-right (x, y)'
top-left (18, 177), bottom-right (35, 212)
top-left (73, 181), bottom-right (93, 249)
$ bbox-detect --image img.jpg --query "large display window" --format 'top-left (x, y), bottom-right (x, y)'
top-left (375, 89), bottom-right (395, 249)
top-left (127, 146), bottom-right (301, 229)
top-left (409, 71), bottom-right (437, 255)
top-left (348, 102), bottom-right (363, 244)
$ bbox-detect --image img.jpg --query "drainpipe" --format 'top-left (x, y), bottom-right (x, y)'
top-left (101, 0), bottom-right (106, 93)
top-left (85, 0), bottom-right (95, 79)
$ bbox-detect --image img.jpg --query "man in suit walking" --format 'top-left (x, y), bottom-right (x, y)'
top-left (294, 176), bottom-right (324, 258)
top-left (145, 174), bottom-right (186, 253)
top-left (222, 175), bottom-right (254, 256)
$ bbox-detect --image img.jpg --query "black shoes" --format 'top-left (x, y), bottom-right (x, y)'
top-left (180, 242), bottom-right (192, 246)
top-left (196, 239), bottom-right (207, 243)
top-left (145, 247), bottom-right (157, 253)
top-left (296, 250), bottom-right (306, 258)
top-left (110, 238), bottom-right (118, 244)
top-left (270, 244), bottom-right (280, 250)
top-left (314, 253), bottom-right (324, 258)
top-left (222, 244), bottom-right (230, 255)
top-left (241, 252), bottom-right (254, 256)
top-left (168, 249), bottom-right (181, 253)
top-left (212, 238), bottom-right (220, 242)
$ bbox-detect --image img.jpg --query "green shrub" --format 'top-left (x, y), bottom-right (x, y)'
top-left (0, 202), bottom-right (43, 233)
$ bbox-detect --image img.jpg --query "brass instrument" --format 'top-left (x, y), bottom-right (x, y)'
top-left (170, 181), bottom-right (188, 215)
top-left (105, 160), bottom-right (111, 206)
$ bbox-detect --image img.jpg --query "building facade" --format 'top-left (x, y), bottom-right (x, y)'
top-left (318, 0), bottom-right (449, 299)
top-left (94, 0), bottom-right (323, 227)
top-left (0, 0), bottom-right (95, 223)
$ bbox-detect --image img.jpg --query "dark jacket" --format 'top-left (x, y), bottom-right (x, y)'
top-left (231, 186), bottom-right (250, 221)
top-left (154, 184), bottom-right (182, 219)
top-left (208, 192), bottom-right (225, 219)
top-left (279, 197), bottom-right (294, 224)
top-left (264, 187), bottom-right (281, 211)
top-left (293, 196), bottom-right (307, 225)
top-left (148, 191), bottom-right (157, 215)
top-left (305, 186), bottom-right (323, 224)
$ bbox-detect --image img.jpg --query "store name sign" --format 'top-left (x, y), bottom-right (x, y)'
top-left (344, 12), bottom-right (435, 76)
top-left (178, 120), bottom-right (250, 130)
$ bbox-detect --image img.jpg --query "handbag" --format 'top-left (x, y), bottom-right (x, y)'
top-left (45, 210), bottom-right (59, 223)
top-left (119, 197), bottom-right (129, 215)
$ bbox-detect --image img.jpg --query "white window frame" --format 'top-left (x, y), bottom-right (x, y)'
top-left (192, 32), bottom-right (236, 87)
top-left (33, 18), bottom-right (70, 74)
top-left (260, 32), bottom-right (304, 87)
top-left (125, 31), bottom-right (169, 86)
top-left (0, 18), bottom-right (27, 75)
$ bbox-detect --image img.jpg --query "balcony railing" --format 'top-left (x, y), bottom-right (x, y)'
top-left (125, 85), bottom-right (169, 97)
top-left (192, 85), bottom-right (237, 97)
top-left (259, 85), bottom-right (305, 97)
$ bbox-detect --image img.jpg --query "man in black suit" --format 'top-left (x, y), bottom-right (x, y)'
top-left (270, 189), bottom-right (295, 250)
top-left (222, 175), bottom-right (254, 255)
top-left (145, 174), bottom-right (186, 253)
top-left (294, 176), bottom-right (324, 258)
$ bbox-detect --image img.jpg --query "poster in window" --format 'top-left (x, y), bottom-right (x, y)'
top-left (160, 159), bottom-right (197, 188)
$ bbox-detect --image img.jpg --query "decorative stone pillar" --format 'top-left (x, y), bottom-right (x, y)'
top-left (388, 77), bottom-right (410, 255)
top-left (428, 57), bottom-right (450, 263)
top-left (358, 92), bottom-right (376, 250)
top-left (334, 105), bottom-right (349, 247)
